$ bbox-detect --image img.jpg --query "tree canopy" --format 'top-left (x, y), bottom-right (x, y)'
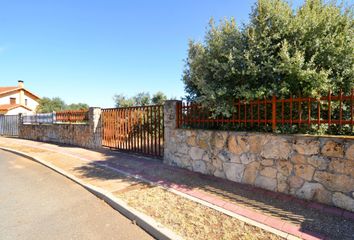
top-left (183, 0), bottom-right (354, 114)
top-left (36, 97), bottom-right (89, 113)
top-left (113, 91), bottom-right (168, 107)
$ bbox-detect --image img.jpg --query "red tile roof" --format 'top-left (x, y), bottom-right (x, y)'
top-left (0, 86), bottom-right (40, 99)
top-left (0, 87), bottom-right (18, 94)
top-left (0, 104), bottom-right (32, 111)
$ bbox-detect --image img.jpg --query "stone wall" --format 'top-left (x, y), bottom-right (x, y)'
top-left (19, 107), bottom-right (102, 149)
top-left (164, 101), bottom-right (354, 212)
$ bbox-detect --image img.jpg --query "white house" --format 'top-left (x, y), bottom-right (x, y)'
top-left (0, 80), bottom-right (40, 115)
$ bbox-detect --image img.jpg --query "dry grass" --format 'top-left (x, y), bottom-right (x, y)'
top-left (116, 184), bottom-right (283, 240)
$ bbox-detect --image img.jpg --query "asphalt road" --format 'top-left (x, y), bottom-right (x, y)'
top-left (0, 149), bottom-right (154, 240)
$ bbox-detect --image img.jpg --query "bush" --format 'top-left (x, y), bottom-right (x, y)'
top-left (183, 0), bottom-right (354, 117)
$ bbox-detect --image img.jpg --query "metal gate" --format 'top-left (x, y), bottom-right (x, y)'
top-left (102, 105), bottom-right (164, 158)
top-left (0, 115), bottom-right (19, 136)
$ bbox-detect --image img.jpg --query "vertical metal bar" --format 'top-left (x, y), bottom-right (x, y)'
top-left (282, 99), bottom-right (284, 127)
top-left (339, 89), bottom-right (343, 128)
top-left (124, 108), bottom-right (127, 150)
top-left (258, 98), bottom-right (260, 127)
top-left (317, 100), bottom-right (321, 130)
top-left (264, 98), bottom-right (267, 127)
top-left (128, 108), bottom-right (131, 151)
top-left (140, 107), bottom-right (144, 153)
top-left (250, 100), bottom-right (253, 127)
top-left (147, 106), bottom-right (151, 155)
top-left (158, 105), bottom-right (161, 157)
top-left (154, 106), bottom-right (157, 156)
top-left (298, 98), bottom-right (302, 128)
top-left (238, 100), bottom-right (241, 125)
top-left (133, 108), bottom-right (136, 152)
top-left (290, 95), bottom-right (293, 127)
top-left (328, 90), bottom-right (332, 128)
top-left (244, 100), bottom-right (247, 127)
top-left (308, 97), bottom-right (311, 128)
top-left (142, 107), bottom-right (146, 154)
top-left (176, 102), bottom-right (180, 128)
top-left (351, 89), bottom-right (353, 132)
top-left (272, 95), bottom-right (276, 132)
top-left (232, 100), bottom-right (235, 128)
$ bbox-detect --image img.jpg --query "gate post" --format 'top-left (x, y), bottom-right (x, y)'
top-left (163, 100), bottom-right (182, 164)
top-left (89, 107), bottom-right (102, 149)
top-left (18, 113), bottom-right (23, 137)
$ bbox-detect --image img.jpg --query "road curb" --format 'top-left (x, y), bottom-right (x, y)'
top-left (0, 147), bottom-right (183, 240)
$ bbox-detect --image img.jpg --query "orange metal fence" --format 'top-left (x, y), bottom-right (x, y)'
top-left (102, 105), bottom-right (164, 158)
top-left (177, 89), bottom-right (354, 134)
top-left (55, 110), bottom-right (89, 123)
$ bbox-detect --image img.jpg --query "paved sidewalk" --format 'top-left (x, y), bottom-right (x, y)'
top-left (1, 137), bottom-right (354, 240)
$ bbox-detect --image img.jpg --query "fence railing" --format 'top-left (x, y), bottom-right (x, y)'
top-left (0, 115), bottom-right (19, 136)
top-left (102, 105), bottom-right (164, 157)
top-left (177, 89), bottom-right (354, 135)
top-left (23, 113), bottom-right (55, 124)
top-left (23, 110), bottom-right (89, 124)
top-left (56, 110), bottom-right (89, 123)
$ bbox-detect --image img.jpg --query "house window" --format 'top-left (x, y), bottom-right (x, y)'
top-left (10, 98), bottom-right (16, 104)
top-left (25, 99), bottom-right (28, 105)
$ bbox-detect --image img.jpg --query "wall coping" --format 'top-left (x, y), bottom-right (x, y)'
top-left (175, 128), bottom-right (354, 140)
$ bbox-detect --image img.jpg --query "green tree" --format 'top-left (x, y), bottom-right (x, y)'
top-left (133, 92), bottom-right (151, 106)
top-left (66, 103), bottom-right (89, 110)
top-left (36, 97), bottom-right (66, 113)
top-left (183, 0), bottom-right (354, 115)
top-left (36, 97), bottom-right (89, 113)
top-left (113, 94), bottom-right (135, 107)
top-left (113, 91), bottom-right (168, 107)
top-left (152, 91), bottom-right (167, 105)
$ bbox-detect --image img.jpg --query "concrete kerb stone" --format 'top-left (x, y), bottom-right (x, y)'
top-left (0, 147), bottom-right (182, 240)
top-left (0, 146), bottom-right (304, 240)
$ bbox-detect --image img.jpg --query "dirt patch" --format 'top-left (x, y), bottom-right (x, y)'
top-left (116, 184), bottom-right (283, 240)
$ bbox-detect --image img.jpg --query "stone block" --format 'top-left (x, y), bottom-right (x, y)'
top-left (296, 182), bottom-right (331, 204)
top-left (332, 192), bottom-right (354, 212)
top-left (294, 164), bottom-right (315, 181)
top-left (329, 159), bottom-right (354, 178)
top-left (294, 139), bottom-right (320, 155)
top-left (255, 175), bottom-right (277, 191)
top-left (307, 156), bottom-right (329, 170)
top-left (321, 140), bottom-right (344, 158)
top-left (261, 136), bottom-right (291, 159)
top-left (192, 160), bottom-right (207, 173)
top-left (346, 143), bottom-right (354, 160)
top-left (260, 167), bottom-right (277, 178)
top-left (240, 153), bottom-right (257, 164)
top-left (248, 135), bottom-right (266, 153)
top-left (290, 154), bottom-right (307, 164)
top-left (242, 161), bottom-right (260, 185)
top-left (277, 159), bottom-right (293, 176)
top-left (190, 147), bottom-right (205, 160)
top-left (314, 171), bottom-right (354, 192)
top-left (223, 162), bottom-right (245, 182)
top-left (211, 131), bottom-right (228, 150)
top-left (261, 159), bottom-right (274, 166)
top-left (229, 153), bottom-right (241, 163)
top-left (289, 176), bottom-right (305, 189)
top-left (228, 134), bottom-right (249, 155)
top-left (277, 173), bottom-right (289, 193)
top-left (187, 136), bottom-right (197, 146)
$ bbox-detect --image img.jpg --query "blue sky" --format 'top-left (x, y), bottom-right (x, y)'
top-left (0, 0), bottom-right (304, 107)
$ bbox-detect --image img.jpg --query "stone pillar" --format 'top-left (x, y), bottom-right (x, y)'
top-left (89, 107), bottom-right (102, 149)
top-left (18, 113), bottom-right (23, 138)
top-left (163, 100), bottom-right (181, 164)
